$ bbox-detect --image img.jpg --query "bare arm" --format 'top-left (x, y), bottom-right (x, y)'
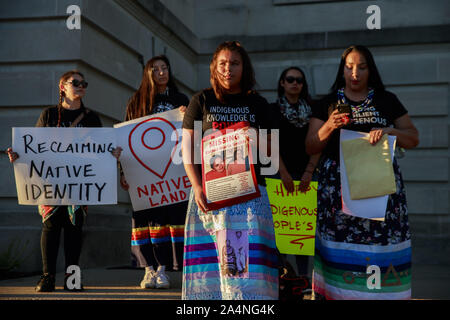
top-left (182, 128), bottom-right (208, 213)
top-left (369, 114), bottom-right (419, 149)
top-left (278, 156), bottom-right (294, 193)
top-left (306, 109), bottom-right (350, 155)
top-left (298, 152), bottom-right (321, 193)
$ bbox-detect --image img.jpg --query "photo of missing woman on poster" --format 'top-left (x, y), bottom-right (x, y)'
top-left (217, 229), bottom-right (249, 278)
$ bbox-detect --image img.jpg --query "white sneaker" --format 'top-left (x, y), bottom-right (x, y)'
top-left (155, 270), bottom-right (170, 289)
top-left (140, 270), bottom-right (156, 289)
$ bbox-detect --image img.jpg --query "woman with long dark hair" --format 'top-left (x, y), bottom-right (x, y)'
top-left (120, 55), bottom-right (189, 289)
top-left (7, 70), bottom-right (120, 292)
top-left (306, 45), bottom-right (419, 300)
top-left (271, 66), bottom-right (320, 294)
top-left (181, 41), bottom-right (279, 300)
top-left (273, 66), bottom-right (320, 192)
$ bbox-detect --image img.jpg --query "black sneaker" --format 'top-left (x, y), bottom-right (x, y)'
top-left (64, 273), bottom-right (84, 291)
top-left (35, 273), bottom-right (55, 292)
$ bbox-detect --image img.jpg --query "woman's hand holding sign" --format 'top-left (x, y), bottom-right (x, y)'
top-left (111, 146), bottom-right (122, 160)
top-left (6, 147), bottom-right (19, 163)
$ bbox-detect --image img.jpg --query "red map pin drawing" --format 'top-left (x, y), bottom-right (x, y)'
top-left (128, 117), bottom-right (179, 179)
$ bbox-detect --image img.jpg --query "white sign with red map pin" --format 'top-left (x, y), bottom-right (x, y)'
top-left (114, 109), bottom-right (190, 211)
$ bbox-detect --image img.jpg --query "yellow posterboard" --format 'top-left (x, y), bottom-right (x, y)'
top-left (265, 178), bottom-right (317, 256)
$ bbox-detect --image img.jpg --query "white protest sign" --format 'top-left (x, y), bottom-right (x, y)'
top-left (114, 109), bottom-right (190, 212)
top-left (12, 127), bottom-right (117, 205)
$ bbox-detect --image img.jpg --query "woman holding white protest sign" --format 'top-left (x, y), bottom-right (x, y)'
top-left (120, 55), bottom-right (189, 289)
top-left (7, 70), bottom-right (121, 292)
top-left (305, 45), bottom-right (419, 300)
top-left (181, 41), bottom-right (278, 300)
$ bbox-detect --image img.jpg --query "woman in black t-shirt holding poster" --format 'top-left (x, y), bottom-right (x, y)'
top-left (181, 41), bottom-right (278, 300)
top-left (7, 70), bottom-right (119, 292)
top-left (305, 45), bottom-right (419, 300)
top-left (119, 55), bottom-right (189, 290)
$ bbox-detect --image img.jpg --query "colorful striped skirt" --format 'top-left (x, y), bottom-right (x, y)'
top-left (131, 201), bottom-right (187, 271)
top-left (313, 158), bottom-right (412, 300)
top-left (182, 187), bottom-right (279, 300)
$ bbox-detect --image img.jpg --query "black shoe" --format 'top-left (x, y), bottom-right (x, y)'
top-left (64, 273), bottom-right (84, 291)
top-left (35, 273), bottom-right (55, 292)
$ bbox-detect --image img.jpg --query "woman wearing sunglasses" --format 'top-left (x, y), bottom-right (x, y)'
top-left (270, 66), bottom-right (320, 297)
top-left (7, 70), bottom-right (120, 292)
top-left (119, 55), bottom-right (189, 290)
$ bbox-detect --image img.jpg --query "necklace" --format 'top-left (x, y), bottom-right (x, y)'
top-left (337, 87), bottom-right (374, 113)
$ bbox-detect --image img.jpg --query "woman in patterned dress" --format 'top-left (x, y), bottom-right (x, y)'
top-left (305, 45), bottom-right (419, 300)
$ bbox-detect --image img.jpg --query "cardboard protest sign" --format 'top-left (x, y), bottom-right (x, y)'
top-left (201, 121), bottom-right (260, 211)
top-left (114, 109), bottom-right (190, 212)
top-left (12, 127), bottom-right (117, 205)
top-left (265, 178), bottom-right (317, 256)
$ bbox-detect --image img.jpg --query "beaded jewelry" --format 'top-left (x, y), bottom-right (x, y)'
top-left (337, 87), bottom-right (374, 114)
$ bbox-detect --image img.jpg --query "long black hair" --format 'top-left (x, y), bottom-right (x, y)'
top-left (277, 66), bottom-right (311, 104)
top-left (330, 45), bottom-right (385, 93)
top-left (125, 55), bottom-right (179, 120)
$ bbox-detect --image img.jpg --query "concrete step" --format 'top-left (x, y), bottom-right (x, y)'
top-left (0, 267), bottom-right (182, 300)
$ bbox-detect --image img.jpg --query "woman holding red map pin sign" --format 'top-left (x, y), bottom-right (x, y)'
top-left (181, 41), bottom-right (279, 300)
top-left (119, 55), bottom-right (189, 290)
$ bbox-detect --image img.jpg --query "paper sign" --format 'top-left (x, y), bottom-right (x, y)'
top-left (201, 121), bottom-right (260, 211)
top-left (12, 127), bottom-right (117, 205)
top-left (265, 178), bottom-right (317, 256)
top-left (340, 129), bottom-right (397, 220)
top-left (114, 109), bottom-right (190, 212)
top-left (342, 134), bottom-right (396, 200)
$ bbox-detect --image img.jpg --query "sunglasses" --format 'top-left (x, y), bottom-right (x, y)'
top-left (66, 79), bottom-right (88, 88)
top-left (284, 76), bottom-right (304, 84)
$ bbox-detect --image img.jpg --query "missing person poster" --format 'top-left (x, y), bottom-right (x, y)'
top-left (12, 127), bottom-right (117, 205)
top-left (201, 121), bottom-right (260, 211)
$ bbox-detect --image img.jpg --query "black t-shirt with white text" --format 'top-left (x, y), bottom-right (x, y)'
top-left (183, 88), bottom-right (275, 186)
top-left (124, 90), bottom-right (189, 121)
top-left (152, 91), bottom-right (189, 115)
top-left (312, 90), bottom-right (408, 162)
